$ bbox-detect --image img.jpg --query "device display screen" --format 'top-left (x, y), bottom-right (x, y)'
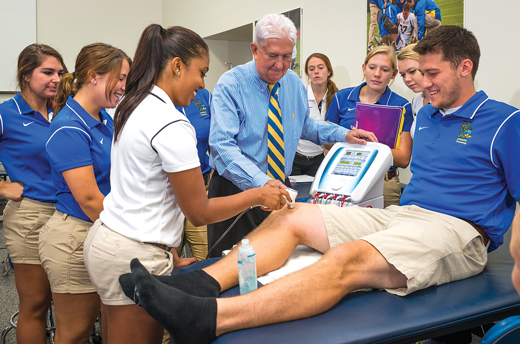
top-left (332, 150), bottom-right (370, 177)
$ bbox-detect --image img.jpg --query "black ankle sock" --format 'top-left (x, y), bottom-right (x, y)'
top-left (155, 269), bottom-right (221, 297)
top-left (129, 258), bottom-right (217, 344)
top-left (119, 265), bottom-right (221, 304)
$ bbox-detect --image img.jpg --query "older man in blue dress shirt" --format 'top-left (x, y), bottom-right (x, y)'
top-left (207, 13), bottom-right (375, 257)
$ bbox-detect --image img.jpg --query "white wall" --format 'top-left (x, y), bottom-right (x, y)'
top-left (37, 0), bottom-right (163, 74)
top-left (205, 40), bottom-right (252, 93)
top-left (466, 0), bottom-right (520, 109)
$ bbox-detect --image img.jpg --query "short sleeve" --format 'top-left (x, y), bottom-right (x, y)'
top-left (401, 102), bottom-right (413, 132)
top-left (46, 126), bottom-right (92, 172)
top-left (326, 93), bottom-right (341, 124)
top-left (151, 120), bottom-right (200, 173)
top-left (492, 110), bottom-right (520, 202)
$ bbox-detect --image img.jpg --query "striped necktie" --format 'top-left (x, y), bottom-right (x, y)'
top-left (267, 83), bottom-right (285, 182)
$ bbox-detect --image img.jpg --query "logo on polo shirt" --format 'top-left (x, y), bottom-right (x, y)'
top-left (194, 100), bottom-right (208, 116)
top-left (456, 121), bottom-right (472, 145)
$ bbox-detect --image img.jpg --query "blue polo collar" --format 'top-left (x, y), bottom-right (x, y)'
top-left (428, 90), bottom-right (489, 120)
top-left (347, 82), bottom-right (394, 105)
top-left (13, 93), bottom-right (53, 118)
top-left (65, 95), bottom-right (106, 129)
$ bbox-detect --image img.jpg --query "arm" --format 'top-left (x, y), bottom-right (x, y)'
top-left (168, 168), bottom-right (290, 227)
top-left (390, 131), bottom-right (412, 167)
top-left (391, 103), bottom-right (414, 167)
top-left (62, 165), bottom-right (105, 222)
top-left (511, 212), bottom-right (520, 295)
top-left (0, 180), bottom-right (23, 201)
top-left (325, 93), bottom-right (341, 125)
top-left (412, 14), bottom-right (419, 42)
top-left (415, 1), bottom-right (426, 40)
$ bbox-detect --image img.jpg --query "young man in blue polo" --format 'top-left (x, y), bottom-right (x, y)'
top-left (119, 26), bottom-right (520, 344)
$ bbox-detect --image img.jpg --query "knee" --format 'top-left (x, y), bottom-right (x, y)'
top-left (269, 204), bottom-right (315, 232)
top-left (19, 295), bottom-right (51, 317)
top-left (319, 241), bottom-right (371, 279)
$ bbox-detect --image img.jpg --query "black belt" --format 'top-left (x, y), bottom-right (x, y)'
top-left (386, 169), bottom-right (398, 180)
top-left (145, 242), bottom-right (171, 251)
top-left (460, 218), bottom-right (489, 246)
top-left (295, 152), bottom-right (323, 159)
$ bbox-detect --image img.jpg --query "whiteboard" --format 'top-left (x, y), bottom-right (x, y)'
top-left (0, 0), bottom-right (36, 92)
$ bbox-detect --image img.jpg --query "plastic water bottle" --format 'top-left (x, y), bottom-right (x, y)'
top-left (238, 239), bottom-right (257, 295)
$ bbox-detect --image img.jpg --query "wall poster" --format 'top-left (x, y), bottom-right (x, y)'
top-left (366, 0), bottom-right (464, 52)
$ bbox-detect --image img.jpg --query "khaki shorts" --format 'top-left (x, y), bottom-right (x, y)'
top-left (39, 210), bottom-right (95, 294)
top-left (3, 198), bottom-right (55, 264)
top-left (319, 204), bottom-right (488, 296)
top-left (84, 220), bottom-right (174, 306)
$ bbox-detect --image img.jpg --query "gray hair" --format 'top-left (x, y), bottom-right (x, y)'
top-left (254, 13), bottom-right (297, 47)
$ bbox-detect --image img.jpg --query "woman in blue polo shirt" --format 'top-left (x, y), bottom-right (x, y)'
top-left (0, 44), bottom-right (66, 344)
top-left (326, 45), bottom-right (413, 207)
top-left (40, 43), bottom-right (130, 343)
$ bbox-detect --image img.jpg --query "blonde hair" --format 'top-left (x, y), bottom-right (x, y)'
top-left (363, 45), bottom-right (397, 85)
top-left (397, 43), bottom-right (418, 61)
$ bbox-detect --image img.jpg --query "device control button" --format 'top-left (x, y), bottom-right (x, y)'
top-left (331, 179), bottom-right (344, 191)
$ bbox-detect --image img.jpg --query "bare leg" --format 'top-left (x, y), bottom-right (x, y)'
top-left (216, 240), bottom-right (407, 335)
top-left (13, 263), bottom-right (52, 344)
top-left (101, 303), bottom-right (109, 344)
top-left (511, 211), bottom-right (520, 294)
top-left (52, 292), bottom-right (101, 344)
top-left (105, 304), bottom-right (164, 344)
top-left (204, 203), bottom-right (330, 291)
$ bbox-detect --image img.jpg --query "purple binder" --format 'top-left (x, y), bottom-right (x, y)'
top-left (354, 103), bottom-right (404, 149)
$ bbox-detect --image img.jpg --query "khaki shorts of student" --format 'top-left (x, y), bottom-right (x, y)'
top-left (319, 204), bottom-right (488, 296)
top-left (3, 198), bottom-right (55, 264)
top-left (39, 210), bottom-right (96, 293)
top-left (84, 220), bottom-right (174, 306)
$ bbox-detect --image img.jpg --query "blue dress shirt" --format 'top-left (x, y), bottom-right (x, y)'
top-left (210, 60), bottom-right (349, 190)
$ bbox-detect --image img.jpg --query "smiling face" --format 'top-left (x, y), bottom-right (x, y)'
top-left (362, 53), bottom-right (397, 93)
top-left (398, 58), bottom-right (424, 94)
top-left (252, 37), bottom-right (294, 84)
top-left (95, 58), bottom-right (130, 109)
top-left (419, 52), bottom-right (462, 109)
top-left (307, 57), bottom-right (331, 87)
top-left (24, 56), bottom-right (64, 100)
top-left (174, 54), bottom-right (209, 107)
